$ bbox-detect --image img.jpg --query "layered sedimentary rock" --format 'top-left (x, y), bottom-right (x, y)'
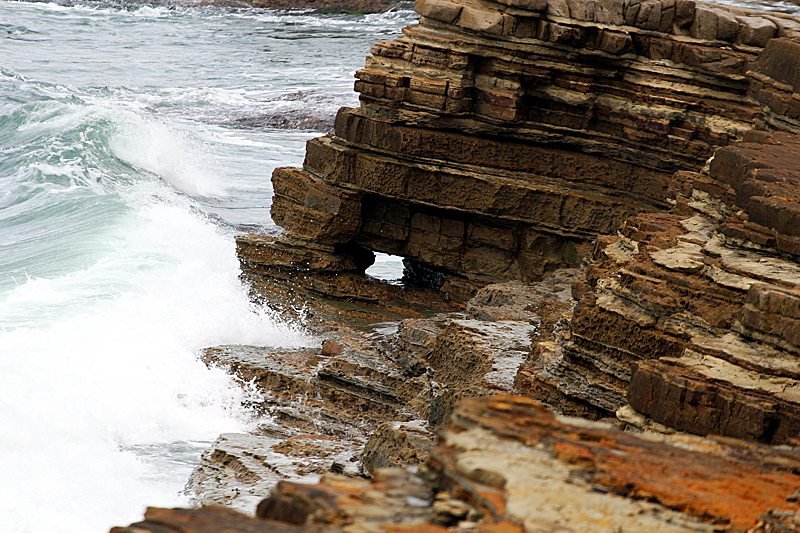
top-left (186, 271), bottom-right (576, 507)
top-left (115, 396), bottom-right (800, 533)
top-left (186, 336), bottom-right (423, 510)
top-left (626, 129), bottom-right (800, 444)
top-left (119, 0), bottom-right (800, 530)
top-left (524, 125), bottom-right (800, 443)
top-left (238, 0), bottom-right (796, 300)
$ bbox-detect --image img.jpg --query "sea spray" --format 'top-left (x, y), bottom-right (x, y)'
top-left (0, 66), bottom-right (315, 533)
top-left (109, 115), bottom-right (227, 198)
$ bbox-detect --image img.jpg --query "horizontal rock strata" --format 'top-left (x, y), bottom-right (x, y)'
top-left (237, 0), bottom-right (799, 300)
top-left (529, 128), bottom-right (800, 444)
top-left (115, 396), bottom-right (800, 533)
top-left (187, 335), bottom-right (424, 510)
top-left (185, 270), bottom-right (577, 507)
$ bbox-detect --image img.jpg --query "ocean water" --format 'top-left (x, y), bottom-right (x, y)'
top-left (0, 2), bottom-right (415, 531)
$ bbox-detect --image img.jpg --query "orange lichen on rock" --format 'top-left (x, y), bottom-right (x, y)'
top-left (439, 395), bottom-right (800, 532)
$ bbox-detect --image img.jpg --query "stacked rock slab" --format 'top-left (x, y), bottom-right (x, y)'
top-left (522, 117), bottom-right (800, 442)
top-left (237, 0), bottom-right (783, 298)
top-left (114, 396), bottom-right (800, 533)
top-left (626, 128), bottom-right (800, 444)
top-left (185, 272), bottom-right (575, 509)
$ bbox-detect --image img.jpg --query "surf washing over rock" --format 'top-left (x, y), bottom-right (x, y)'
top-left (0, 2), bottom-right (417, 532)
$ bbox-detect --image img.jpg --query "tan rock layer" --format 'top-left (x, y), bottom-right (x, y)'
top-left (333, 108), bottom-right (673, 203)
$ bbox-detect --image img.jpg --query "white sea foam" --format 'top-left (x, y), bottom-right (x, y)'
top-left (130, 5), bottom-right (176, 18)
top-left (0, 196), bottom-right (312, 533)
top-left (247, 8), bottom-right (418, 27)
top-left (109, 115), bottom-right (227, 198)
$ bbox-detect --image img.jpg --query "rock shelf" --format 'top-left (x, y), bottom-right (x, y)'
top-left (115, 396), bottom-right (800, 533)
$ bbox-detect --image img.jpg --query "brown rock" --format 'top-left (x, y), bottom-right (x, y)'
top-left (257, 469), bottom-right (436, 527)
top-left (457, 6), bottom-right (505, 34)
top-left (737, 16), bottom-right (776, 47)
top-left (566, 0), bottom-right (596, 21)
top-left (674, 0), bottom-right (695, 28)
top-left (114, 397), bottom-right (800, 533)
top-left (635, 0), bottom-right (662, 30)
top-left (755, 38), bottom-right (800, 92)
top-left (321, 340), bottom-right (346, 357)
top-left (111, 506), bottom-right (311, 533)
top-left (416, 0), bottom-right (462, 23)
top-left (360, 420), bottom-right (435, 473)
top-left (549, 125), bottom-right (800, 434)
top-left (115, 4), bottom-right (800, 533)
top-left (765, 15), bottom-right (800, 38)
top-left (690, 5), bottom-right (719, 40)
top-left (433, 395), bottom-right (800, 532)
top-left (270, 167), bottom-right (362, 245)
top-left (738, 283), bottom-right (800, 352)
top-left (629, 354), bottom-right (800, 445)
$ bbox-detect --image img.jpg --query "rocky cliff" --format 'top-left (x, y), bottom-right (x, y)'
top-left (117, 0), bottom-right (800, 531)
top-left (237, 0), bottom-right (800, 301)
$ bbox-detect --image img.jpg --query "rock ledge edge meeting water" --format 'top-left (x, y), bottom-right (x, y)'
top-left (116, 0), bottom-right (800, 531)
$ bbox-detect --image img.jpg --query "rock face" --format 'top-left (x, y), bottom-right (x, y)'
top-left (114, 396), bottom-right (800, 533)
top-left (235, 0), bottom-right (800, 301)
top-left (526, 128), bottom-right (800, 444)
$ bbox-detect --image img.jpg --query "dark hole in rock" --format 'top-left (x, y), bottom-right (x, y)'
top-left (402, 258), bottom-right (449, 290)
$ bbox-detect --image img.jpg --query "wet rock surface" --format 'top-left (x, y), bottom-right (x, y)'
top-left (184, 270), bottom-right (579, 509)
